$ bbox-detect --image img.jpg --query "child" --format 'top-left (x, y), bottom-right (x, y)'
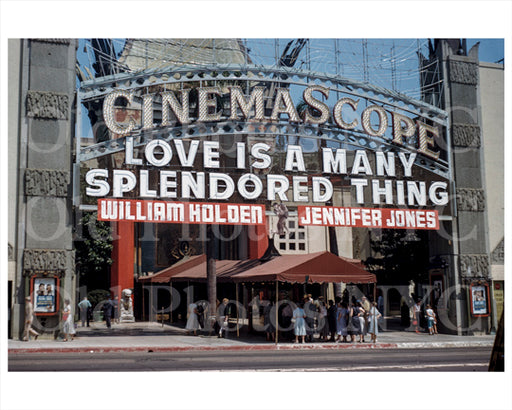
top-left (425, 304), bottom-right (438, 335)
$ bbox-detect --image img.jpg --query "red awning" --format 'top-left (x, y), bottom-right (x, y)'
top-left (139, 255), bottom-right (260, 283)
top-left (231, 251), bottom-right (375, 284)
top-left (140, 251), bottom-right (375, 285)
top-left (139, 255), bottom-right (207, 283)
top-left (170, 259), bottom-right (260, 282)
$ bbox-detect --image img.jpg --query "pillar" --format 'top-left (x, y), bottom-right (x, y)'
top-left (248, 225), bottom-right (268, 259)
top-left (437, 40), bottom-right (491, 334)
top-left (10, 39), bottom-right (77, 339)
top-left (110, 221), bottom-right (135, 299)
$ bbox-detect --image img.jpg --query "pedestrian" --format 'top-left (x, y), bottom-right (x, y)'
top-left (77, 297), bottom-right (91, 327)
top-left (196, 301), bottom-right (205, 329)
top-left (185, 302), bottom-right (200, 336)
top-left (361, 296), bottom-right (371, 334)
top-left (102, 296), bottom-right (114, 329)
top-left (357, 301), bottom-right (366, 342)
top-left (377, 293), bottom-right (384, 316)
top-left (113, 295), bottom-right (119, 324)
top-left (349, 301), bottom-right (363, 343)
top-left (263, 300), bottom-right (275, 342)
top-left (304, 294), bottom-right (316, 342)
top-left (368, 302), bottom-right (382, 343)
top-left (400, 301), bottom-right (411, 328)
top-left (425, 304), bottom-right (438, 335)
top-left (22, 296), bottom-right (39, 341)
top-left (336, 301), bottom-right (349, 343)
top-left (292, 302), bottom-right (306, 344)
top-left (218, 298), bottom-right (230, 338)
top-left (279, 300), bottom-right (294, 341)
top-left (212, 299), bottom-right (220, 335)
top-left (317, 297), bottom-right (329, 341)
top-left (327, 299), bottom-right (337, 342)
top-left (86, 305), bottom-right (93, 326)
top-left (413, 299), bottom-right (422, 333)
top-left (62, 298), bottom-right (76, 341)
top-left (342, 289), bottom-right (349, 305)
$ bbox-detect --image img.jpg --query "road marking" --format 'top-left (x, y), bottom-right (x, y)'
top-left (223, 362), bottom-right (489, 372)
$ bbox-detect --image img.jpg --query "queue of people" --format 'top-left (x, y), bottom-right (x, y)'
top-left (21, 291), bottom-right (439, 343)
top-left (185, 298), bottom-right (232, 337)
top-left (328, 296), bottom-right (381, 344)
top-left (181, 293), bottom-right (438, 341)
top-left (265, 293), bottom-right (383, 344)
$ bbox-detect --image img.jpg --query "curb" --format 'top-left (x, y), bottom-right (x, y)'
top-left (395, 341), bottom-right (494, 349)
top-left (8, 340), bottom-right (492, 354)
top-left (8, 343), bottom-right (398, 354)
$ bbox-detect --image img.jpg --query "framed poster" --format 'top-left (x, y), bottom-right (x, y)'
top-left (494, 281), bottom-right (504, 320)
top-left (429, 269), bottom-right (445, 308)
top-left (470, 283), bottom-right (490, 317)
top-left (31, 276), bottom-right (59, 315)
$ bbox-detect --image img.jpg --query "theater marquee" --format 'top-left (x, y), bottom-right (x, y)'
top-left (78, 64), bottom-right (450, 230)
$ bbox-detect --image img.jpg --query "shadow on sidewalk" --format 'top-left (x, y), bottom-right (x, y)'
top-left (75, 321), bottom-right (283, 344)
top-left (75, 322), bottom-right (188, 338)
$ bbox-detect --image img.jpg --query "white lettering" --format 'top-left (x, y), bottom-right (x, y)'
top-left (113, 170), bottom-right (137, 197)
top-left (85, 169), bottom-right (110, 197)
top-left (312, 177), bottom-right (333, 202)
top-left (251, 143), bottom-right (272, 169)
top-left (174, 140), bottom-right (199, 167)
top-left (285, 145), bottom-right (306, 171)
top-left (322, 148), bottom-right (347, 174)
top-left (351, 151), bottom-right (373, 175)
top-left (203, 141), bottom-right (220, 168)
top-left (145, 139), bottom-right (172, 167)
top-left (267, 175), bottom-right (289, 201)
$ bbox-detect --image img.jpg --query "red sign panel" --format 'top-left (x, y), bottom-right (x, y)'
top-left (297, 206), bottom-right (439, 230)
top-left (98, 199), bottom-right (266, 226)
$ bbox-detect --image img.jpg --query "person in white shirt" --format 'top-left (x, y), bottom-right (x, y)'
top-left (77, 297), bottom-right (92, 327)
top-left (425, 304), bottom-right (438, 335)
top-left (414, 300), bottom-right (422, 333)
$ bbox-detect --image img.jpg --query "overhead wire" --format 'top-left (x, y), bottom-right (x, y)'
top-left (79, 38), bottom-right (436, 101)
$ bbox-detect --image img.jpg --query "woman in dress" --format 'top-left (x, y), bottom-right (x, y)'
top-left (368, 302), bottom-right (382, 343)
top-left (317, 298), bottom-right (329, 341)
top-left (336, 302), bottom-right (348, 342)
top-left (349, 301), bottom-right (362, 343)
top-left (185, 302), bottom-right (200, 336)
top-left (62, 299), bottom-right (76, 342)
top-left (357, 301), bottom-right (366, 343)
top-left (292, 302), bottom-right (306, 344)
top-left (263, 300), bottom-right (275, 342)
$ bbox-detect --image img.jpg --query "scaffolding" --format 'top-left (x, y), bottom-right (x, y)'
top-left (77, 38), bottom-right (438, 101)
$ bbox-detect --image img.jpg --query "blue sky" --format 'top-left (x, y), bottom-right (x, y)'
top-left (76, 38), bottom-right (504, 140)
top-left (467, 38), bottom-right (504, 63)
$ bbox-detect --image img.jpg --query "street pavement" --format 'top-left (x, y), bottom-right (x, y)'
top-left (8, 321), bottom-right (496, 354)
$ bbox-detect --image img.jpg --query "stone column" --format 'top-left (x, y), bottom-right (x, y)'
top-left (11, 39), bottom-right (77, 338)
top-left (440, 41), bottom-right (491, 334)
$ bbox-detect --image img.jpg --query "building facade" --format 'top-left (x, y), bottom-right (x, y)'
top-left (8, 39), bottom-right (77, 338)
top-left (8, 38), bottom-right (503, 339)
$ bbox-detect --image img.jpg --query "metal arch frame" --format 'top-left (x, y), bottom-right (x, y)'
top-left (78, 120), bottom-right (450, 179)
top-left (76, 65), bottom-right (450, 181)
top-left (78, 64), bottom-right (448, 126)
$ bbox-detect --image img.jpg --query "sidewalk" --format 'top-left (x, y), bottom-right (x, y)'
top-left (8, 321), bottom-right (496, 354)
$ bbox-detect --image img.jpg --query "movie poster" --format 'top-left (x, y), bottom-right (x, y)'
top-left (33, 277), bottom-right (56, 313)
top-left (471, 285), bottom-right (488, 316)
